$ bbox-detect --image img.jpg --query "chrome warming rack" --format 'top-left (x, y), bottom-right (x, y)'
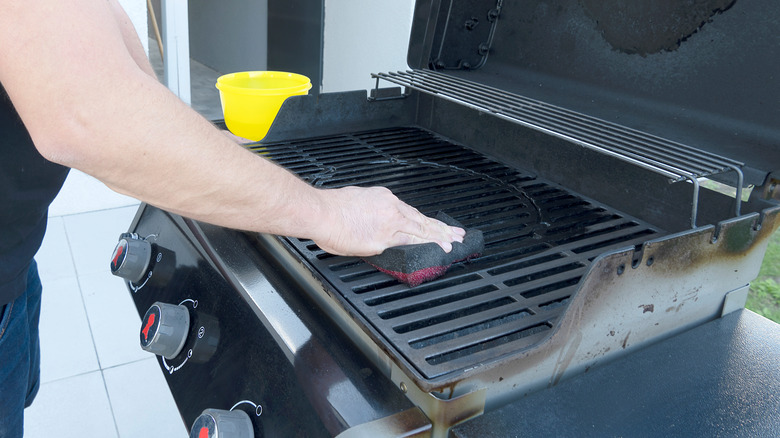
top-left (371, 69), bottom-right (745, 228)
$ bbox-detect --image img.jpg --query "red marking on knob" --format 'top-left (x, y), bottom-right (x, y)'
top-left (198, 426), bottom-right (209, 438)
top-left (142, 313), bottom-right (155, 340)
top-left (112, 243), bottom-right (124, 268)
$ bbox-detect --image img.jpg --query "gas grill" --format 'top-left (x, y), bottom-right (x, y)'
top-left (112, 1), bottom-right (780, 436)
top-left (254, 126), bottom-right (662, 383)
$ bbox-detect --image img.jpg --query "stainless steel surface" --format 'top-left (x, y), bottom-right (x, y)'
top-left (373, 69), bottom-right (747, 227)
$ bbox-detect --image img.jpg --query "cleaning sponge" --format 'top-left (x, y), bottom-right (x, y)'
top-left (364, 212), bottom-right (484, 287)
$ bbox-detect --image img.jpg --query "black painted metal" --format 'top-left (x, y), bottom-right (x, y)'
top-left (252, 126), bottom-right (663, 380)
top-left (450, 310), bottom-right (780, 437)
top-left (125, 207), bottom-right (331, 436)
top-left (267, 0), bottom-right (324, 95)
top-left (126, 206), bottom-right (415, 435)
top-left (407, 0), bottom-right (780, 187)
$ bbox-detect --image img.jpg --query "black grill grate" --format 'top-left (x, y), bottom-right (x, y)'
top-left (251, 127), bottom-right (662, 380)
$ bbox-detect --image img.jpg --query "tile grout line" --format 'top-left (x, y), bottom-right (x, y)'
top-left (59, 214), bottom-right (103, 369)
top-left (60, 214), bottom-right (122, 438)
top-left (49, 203), bottom-right (141, 220)
top-left (36, 355), bottom-right (153, 386)
top-left (99, 369), bottom-right (122, 438)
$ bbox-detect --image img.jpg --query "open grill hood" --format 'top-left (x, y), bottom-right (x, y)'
top-left (405, 0), bottom-right (780, 187)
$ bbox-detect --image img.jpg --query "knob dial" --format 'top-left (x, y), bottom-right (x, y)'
top-left (140, 302), bottom-right (190, 359)
top-left (110, 235), bottom-right (152, 283)
top-left (190, 409), bottom-right (253, 438)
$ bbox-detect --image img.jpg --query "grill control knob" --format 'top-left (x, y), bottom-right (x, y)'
top-left (190, 409), bottom-right (253, 438)
top-left (140, 302), bottom-right (190, 359)
top-left (110, 234), bottom-right (152, 283)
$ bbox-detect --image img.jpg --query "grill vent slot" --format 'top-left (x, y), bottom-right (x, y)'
top-left (425, 322), bottom-right (553, 366)
top-left (255, 127), bottom-right (662, 380)
top-left (393, 292), bottom-right (509, 334)
top-left (377, 285), bottom-right (500, 320)
top-left (408, 306), bottom-right (533, 349)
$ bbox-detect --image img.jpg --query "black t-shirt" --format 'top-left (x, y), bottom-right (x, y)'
top-left (0, 83), bottom-right (69, 305)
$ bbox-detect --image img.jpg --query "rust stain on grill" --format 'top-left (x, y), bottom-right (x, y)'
top-left (638, 304), bottom-right (654, 314)
top-left (643, 210), bottom-right (780, 278)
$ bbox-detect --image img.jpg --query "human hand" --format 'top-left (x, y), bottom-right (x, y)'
top-left (312, 186), bottom-right (466, 257)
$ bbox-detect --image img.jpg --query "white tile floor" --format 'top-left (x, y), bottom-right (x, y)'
top-left (23, 41), bottom-right (223, 438)
top-left (25, 173), bottom-right (188, 438)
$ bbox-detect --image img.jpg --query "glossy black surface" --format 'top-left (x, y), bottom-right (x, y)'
top-left (408, 0), bottom-right (780, 184)
top-left (124, 206), bottom-right (330, 437)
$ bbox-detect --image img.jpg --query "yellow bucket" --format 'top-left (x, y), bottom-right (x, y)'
top-left (215, 71), bottom-right (312, 141)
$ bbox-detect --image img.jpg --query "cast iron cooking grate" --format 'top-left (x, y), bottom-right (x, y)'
top-left (250, 126), bottom-right (662, 380)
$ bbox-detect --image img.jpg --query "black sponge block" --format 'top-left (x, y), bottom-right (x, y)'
top-left (364, 212), bottom-right (484, 287)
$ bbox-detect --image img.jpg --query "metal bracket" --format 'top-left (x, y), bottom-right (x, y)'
top-left (721, 285), bottom-right (749, 317)
top-left (368, 83), bottom-right (410, 102)
top-left (429, 0), bottom-right (503, 70)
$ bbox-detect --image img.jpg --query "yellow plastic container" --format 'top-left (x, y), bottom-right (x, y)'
top-left (216, 71), bottom-right (312, 141)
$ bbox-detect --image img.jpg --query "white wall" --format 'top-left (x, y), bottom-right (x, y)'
top-left (321, 0), bottom-right (415, 93)
top-left (118, 0), bottom-right (149, 55)
top-left (118, 0), bottom-right (414, 93)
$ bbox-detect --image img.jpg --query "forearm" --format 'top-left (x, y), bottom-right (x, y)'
top-left (0, 0), bottom-right (324, 238)
top-left (109, 0), bottom-right (157, 78)
top-left (48, 73), bottom-right (325, 238)
top-left (0, 0), bottom-right (464, 257)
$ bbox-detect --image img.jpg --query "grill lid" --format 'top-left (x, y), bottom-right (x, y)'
top-left (403, 0), bottom-right (780, 186)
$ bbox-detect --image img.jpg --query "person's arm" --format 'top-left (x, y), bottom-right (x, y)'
top-left (0, 0), bottom-right (464, 257)
top-left (108, 0), bottom-right (157, 78)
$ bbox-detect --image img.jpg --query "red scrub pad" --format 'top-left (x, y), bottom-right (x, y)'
top-left (364, 212), bottom-right (484, 287)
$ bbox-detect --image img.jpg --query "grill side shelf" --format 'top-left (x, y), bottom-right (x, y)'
top-left (372, 69), bottom-right (745, 228)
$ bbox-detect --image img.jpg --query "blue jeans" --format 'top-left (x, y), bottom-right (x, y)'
top-left (0, 260), bottom-right (42, 438)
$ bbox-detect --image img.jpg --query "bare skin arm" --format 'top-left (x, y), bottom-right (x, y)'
top-left (0, 0), bottom-right (464, 257)
top-left (108, 0), bottom-right (157, 78)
